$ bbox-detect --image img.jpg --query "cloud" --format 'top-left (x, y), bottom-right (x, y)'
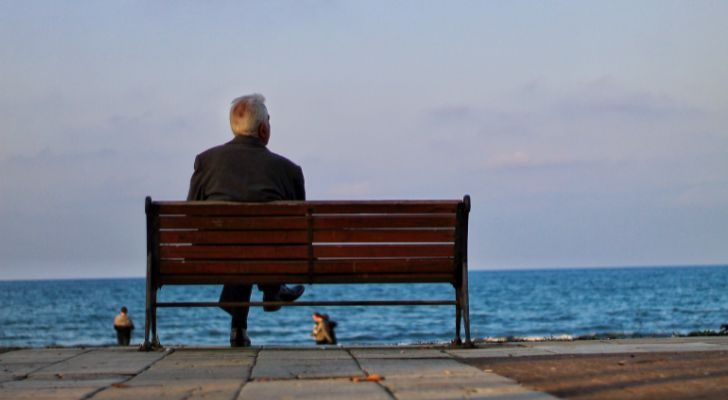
top-left (555, 85), bottom-right (704, 121)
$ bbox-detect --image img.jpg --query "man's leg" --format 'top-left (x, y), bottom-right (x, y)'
top-left (260, 284), bottom-right (305, 312)
top-left (220, 284), bottom-right (252, 346)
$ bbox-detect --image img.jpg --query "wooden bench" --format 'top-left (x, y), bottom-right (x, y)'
top-left (142, 195), bottom-right (472, 349)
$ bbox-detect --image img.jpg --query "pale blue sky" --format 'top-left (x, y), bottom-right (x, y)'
top-left (1, 1), bottom-right (727, 279)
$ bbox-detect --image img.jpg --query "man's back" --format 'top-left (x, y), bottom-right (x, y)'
top-left (187, 135), bottom-right (305, 202)
top-left (186, 93), bottom-right (306, 347)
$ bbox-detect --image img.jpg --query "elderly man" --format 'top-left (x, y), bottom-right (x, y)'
top-left (187, 93), bottom-right (305, 347)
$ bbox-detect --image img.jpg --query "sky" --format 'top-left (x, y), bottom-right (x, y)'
top-left (1, 1), bottom-right (727, 280)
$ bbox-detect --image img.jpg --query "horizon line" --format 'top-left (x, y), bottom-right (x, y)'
top-left (1, 263), bottom-right (726, 283)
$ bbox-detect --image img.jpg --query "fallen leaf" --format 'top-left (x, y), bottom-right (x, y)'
top-left (111, 383), bottom-right (130, 389)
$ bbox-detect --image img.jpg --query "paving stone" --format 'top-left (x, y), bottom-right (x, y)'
top-left (382, 374), bottom-right (558, 400)
top-left (93, 381), bottom-right (243, 400)
top-left (0, 362), bottom-right (51, 380)
top-left (0, 348), bottom-right (86, 364)
top-left (534, 341), bottom-right (722, 355)
top-left (127, 350), bottom-right (253, 385)
top-left (358, 358), bottom-right (482, 378)
top-left (252, 349), bottom-right (364, 380)
top-left (608, 337), bottom-right (726, 345)
top-left (350, 348), bottom-right (451, 359)
top-left (0, 387), bottom-right (99, 400)
top-left (446, 347), bottom-right (556, 359)
top-left (95, 350), bottom-right (253, 399)
top-left (252, 357), bottom-right (363, 380)
top-left (32, 348), bottom-right (168, 377)
top-left (256, 349), bottom-right (352, 360)
top-left (532, 343), bottom-right (648, 355)
top-left (629, 342), bottom-right (722, 352)
top-left (237, 379), bottom-right (391, 400)
top-left (1, 374), bottom-right (126, 389)
top-left (0, 349), bottom-right (89, 383)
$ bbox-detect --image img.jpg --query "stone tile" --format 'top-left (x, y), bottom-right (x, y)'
top-left (252, 349), bottom-right (364, 380)
top-left (238, 379), bottom-right (391, 400)
top-left (252, 358), bottom-right (363, 380)
top-left (679, 337), bottom-right (728, 345)
top-left (382, 374), bottom-right (558, 400)
top-left (127, 350), bottom-right (253, 385)
top-left (0, 349), bottom-right (90, 383)
top-left (534, 344), bottom-right (648, 355)
top-left (93, 381), bottom-right (243, 400)
top-left (608, 337), bottom-right (725, 345)
top-left (96, 350), bottom-right (253, 399)
top-left (32, 349), bottom-right (168, 377)
top-left (256, 349), bottom-right (352, 360)
top-left (629, 342), bottom-right (722, 352)
top-left (0, 348), bottom-right (86, 364)
top-left (0, 363), bottom-right (50, 380)
top-left (358, 358), bottom-right (482, 378)
top-left (446, 347), bottom-right (556, 359)
top-left (0, 387), bottom-right (99, 400)
top-left (350, 348), bottom-right (452, 359)
top-left (534, 341), bottom-right (722, 355)
top-left (1, 374), bottom-right (126, 389)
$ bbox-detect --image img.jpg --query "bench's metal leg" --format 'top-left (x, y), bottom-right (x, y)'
top-left (142, 308), bottom-right (151, 350)
top-left (462, 262), bottom-right (473, 347)
top-left (141, 284), bottom-right (161, 351)
top-left (151, 288), bottom-right (161, 349)
top-left (453, 286), bottom-right (462, 345)
top-left (141, 260), bottom-right (153, 351)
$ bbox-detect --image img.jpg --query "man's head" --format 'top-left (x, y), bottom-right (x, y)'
top-left (230, 93), bottom-right (270, 145)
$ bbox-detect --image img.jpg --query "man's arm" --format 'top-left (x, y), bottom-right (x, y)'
top-left (187, 155), bottom-right (204, 201)
top-left (294, 166), bottom-right (306, 201)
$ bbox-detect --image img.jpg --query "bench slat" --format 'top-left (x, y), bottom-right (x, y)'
top-left (159, 216), bottom-right (307, 230)
top-left (158, 273), bottom-right (455, 285)
top-left (313, 229), bottom-right (454, 243)
top-left (157, 202), bottom-right (307, 216)
top-left (314, 259), bottom-right (454, 274)
top-left (160, 231), bottom-right (308, 245)
top-left (310, 202), bottom-right (459, 214)
top-left (155, 200), bottom-right (460, 216)
top-left (314, 244), bottom-right (454, 258)
top-left (159, 259), bottom-right (453, 275)
top-left (313, 215), bottom-right (456, 229)
top-left (159, 245), bottom-right (308, 260)
top-left (160, 261), bottom-right (309, 274)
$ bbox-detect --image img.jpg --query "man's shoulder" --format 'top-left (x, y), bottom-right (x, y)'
top-left (194, 137), bottom-right (302, 174)
top-left (266, 149), bottom-right (303, 171)
top-left (196, 142), bottom-right (228, 159)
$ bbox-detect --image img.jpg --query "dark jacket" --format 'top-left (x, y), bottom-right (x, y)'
top-left (187, 135), bottom-right (305, 202)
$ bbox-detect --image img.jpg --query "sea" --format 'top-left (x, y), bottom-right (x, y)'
top-left (1, 266), bottom-right (726, 348)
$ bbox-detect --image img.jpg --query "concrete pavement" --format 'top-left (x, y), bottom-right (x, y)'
top-left (1, 337), bottom-right (726, 399)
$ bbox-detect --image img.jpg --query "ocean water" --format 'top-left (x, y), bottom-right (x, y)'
top-left (1, 266), bottom-right (726, 347)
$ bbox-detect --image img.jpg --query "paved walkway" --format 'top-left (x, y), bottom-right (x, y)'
top-left (1, 337), bottom-right (726, 399)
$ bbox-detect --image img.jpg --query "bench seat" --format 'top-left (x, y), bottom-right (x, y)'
top-left (143, 196), bottom-right (471, 349)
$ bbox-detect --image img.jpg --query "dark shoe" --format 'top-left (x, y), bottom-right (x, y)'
top-left (230, 328), bottom-right (251, 347)
top-left (263, 284), bottom-right (305, 312)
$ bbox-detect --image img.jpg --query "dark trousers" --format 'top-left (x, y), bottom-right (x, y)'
top-left (220, 284), bottom-right (281, 329)
top-left (115, 326), bottom-right (133, 346)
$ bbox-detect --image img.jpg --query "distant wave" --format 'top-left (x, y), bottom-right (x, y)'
top-left (1, 266), bottom-right (727, 347)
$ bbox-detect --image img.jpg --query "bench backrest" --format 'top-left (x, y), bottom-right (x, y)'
top-left (146, 197), bottom-right (469, 288)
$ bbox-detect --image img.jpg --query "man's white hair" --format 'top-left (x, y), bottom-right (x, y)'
top-left (229, 93), bottom-right (268, 136)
